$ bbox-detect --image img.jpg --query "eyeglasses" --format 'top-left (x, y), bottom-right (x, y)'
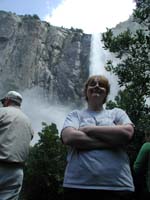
top-left (88, 80), bottom-right (104, 87)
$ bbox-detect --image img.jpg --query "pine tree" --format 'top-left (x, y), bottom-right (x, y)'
top-left (102, 0), bottom-right (150, 160)
top-left (21, 123), bottom-right (67, 200)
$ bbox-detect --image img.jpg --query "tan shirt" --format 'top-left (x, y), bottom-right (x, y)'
top-left (0, 106), bottom-right (34, 163)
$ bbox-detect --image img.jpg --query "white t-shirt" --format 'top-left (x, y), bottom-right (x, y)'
top-left (61, 107), bottom-right (135, 191)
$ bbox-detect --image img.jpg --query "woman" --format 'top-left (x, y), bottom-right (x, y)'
top-left (61, 75), bottom-right (135, 200)
top-left (133, 131), bottom-right (150, 200)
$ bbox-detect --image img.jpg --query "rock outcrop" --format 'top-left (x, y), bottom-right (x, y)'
top-left (0, 11), bottom-right (141, 107)
top-left (0, 11), bottom-right (91, 106)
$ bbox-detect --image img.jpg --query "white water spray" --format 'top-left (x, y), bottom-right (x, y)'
top-left (90, 33), bottom-right (107, 75)
top-left (22, 87), bottom-right (70, 145)
top-left (89, 33), bottom-right (119, 101)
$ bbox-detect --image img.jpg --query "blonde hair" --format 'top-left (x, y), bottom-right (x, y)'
top-left (84, 75), bottom-right (110, 103)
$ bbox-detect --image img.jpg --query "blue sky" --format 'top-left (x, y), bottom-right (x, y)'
top-left (0, 0), bottom-right (136, 33)
top-left (0, 0), bottom-right (63, 19)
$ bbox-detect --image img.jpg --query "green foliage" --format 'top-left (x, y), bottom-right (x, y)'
top-left (134, 0), bottom-right (150, 26)
top-left (102, 0), bottom-right (150, 162)
top-left (21, 123), bottom-right (67, 200)
top-left (32, 14), bottom-right (40, 20)
top-left (102, 28), bottom-right (133, 58)
top-left (70, 26), bottom-right (83, 33)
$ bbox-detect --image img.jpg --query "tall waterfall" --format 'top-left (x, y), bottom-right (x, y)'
top-left (89, 33), bottom-right (119, 101)
top-left (89, 33), bottom-right (108, 75)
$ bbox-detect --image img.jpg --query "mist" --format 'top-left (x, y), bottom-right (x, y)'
top-left (21, 87), bottom-right (71, 145)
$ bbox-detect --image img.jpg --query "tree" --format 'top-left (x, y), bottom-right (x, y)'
top-left (21, 122), bottom-right (67, 200)
top-left (102, 0), bottom-right (150, 161)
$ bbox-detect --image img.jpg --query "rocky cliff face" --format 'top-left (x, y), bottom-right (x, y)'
top-left (0, 11), bottom-right (141, 107)
top-left (0, 11), bottom-right (91, 106)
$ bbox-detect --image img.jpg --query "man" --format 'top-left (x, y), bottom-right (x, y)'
top-left (61, 75), bottom-right (135, 200)
top-left (0, 91), bottom-right (34, 200)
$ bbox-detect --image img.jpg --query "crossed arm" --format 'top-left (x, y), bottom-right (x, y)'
top-left (61, 124), bottom-right (134, 150)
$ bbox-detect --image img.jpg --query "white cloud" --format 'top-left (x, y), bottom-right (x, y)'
top-left (44, 0), bottom-right (136, 33)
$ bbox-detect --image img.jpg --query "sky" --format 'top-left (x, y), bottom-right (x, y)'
top-left (0, 0), bottom-right (136, 34)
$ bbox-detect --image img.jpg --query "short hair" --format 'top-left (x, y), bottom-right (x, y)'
top-left (84, 75), bottom-right (110, 103)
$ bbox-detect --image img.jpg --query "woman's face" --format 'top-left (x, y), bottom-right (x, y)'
top-left (86, 77), bottom-right (107, 103)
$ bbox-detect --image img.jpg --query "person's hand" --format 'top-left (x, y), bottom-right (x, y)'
top-left (79, 126), bottom-right (92, 133)
top-left (78, 126), bottom-right (86, 132)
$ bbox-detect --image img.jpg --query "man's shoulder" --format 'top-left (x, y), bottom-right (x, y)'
top-left (5, 106), bottom-right (30, 122)
top-left (0, 107), bottom-right (11, 115)
top-left (142, 142), bottom-right (150, 150)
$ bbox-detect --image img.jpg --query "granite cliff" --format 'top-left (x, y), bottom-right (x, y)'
top-left (0, 11), bottom-right (91, 106)
top-left (0, 11), bottom-right (140, 106)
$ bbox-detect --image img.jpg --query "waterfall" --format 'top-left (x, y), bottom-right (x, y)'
top-left (89, 33), bottom-right (107, 75)
top-left (89, 33), bottom-right (119, 100)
